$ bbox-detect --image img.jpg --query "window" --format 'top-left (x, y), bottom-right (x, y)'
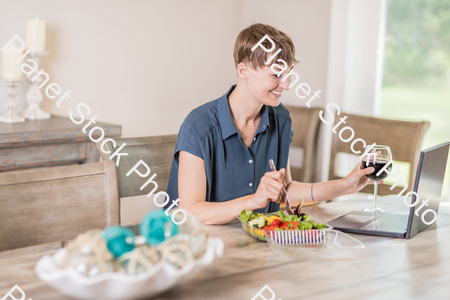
top-left (379, 0), bottom-right (450, 199)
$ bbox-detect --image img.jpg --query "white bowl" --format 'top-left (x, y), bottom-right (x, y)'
top-left (35, 237), bottom-right (224, 300)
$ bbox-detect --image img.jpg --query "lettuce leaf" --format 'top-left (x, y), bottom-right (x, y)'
top-left (240, 210), bottom-right (253, 223)
top-left (277, 210), bottom-right (286, 218)
top-left (278, 212), bottom-right (301, 222)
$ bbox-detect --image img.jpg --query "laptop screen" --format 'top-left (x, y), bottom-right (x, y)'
top-left (407, 142), bottom-right (450, 238)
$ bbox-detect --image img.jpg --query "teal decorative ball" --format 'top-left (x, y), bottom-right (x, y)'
top-left (140, 210), bottom-right (178, 246)
top-left (102, 226), bottom-right (135, 258)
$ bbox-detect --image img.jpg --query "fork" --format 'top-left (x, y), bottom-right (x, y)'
top-left (269, 159), bottom-right (294, 215)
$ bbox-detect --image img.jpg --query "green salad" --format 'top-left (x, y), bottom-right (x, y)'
top-left (240, 209), bottom-right (327, 231)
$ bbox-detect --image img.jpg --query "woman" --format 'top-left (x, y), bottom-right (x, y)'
top-left (166, 23), bottom-right (376, 224)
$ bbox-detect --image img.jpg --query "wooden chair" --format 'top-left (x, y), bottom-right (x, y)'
top-left (0, 161), bottom-right (119, 252)
top-left (96, 135), bottom-right (177, 233)
top-left (285, 105), bottom-right (322, 183)
top-left (329, 112), bottom-right (430, 195)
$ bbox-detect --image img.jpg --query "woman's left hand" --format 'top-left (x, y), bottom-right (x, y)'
top-left (340, 162), bottom-right (383, 194)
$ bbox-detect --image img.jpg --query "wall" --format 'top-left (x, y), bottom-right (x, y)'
top-left (0, 0), bottom-right (241, 136)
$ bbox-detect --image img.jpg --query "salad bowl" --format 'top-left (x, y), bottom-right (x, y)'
top-left (238, 210), bottom-right (332, 242)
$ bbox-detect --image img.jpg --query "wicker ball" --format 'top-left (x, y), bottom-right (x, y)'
top-left (115, 245), bottom-right (160, 275)
top-left (59, 229), bottom-right (115, 276)
top-left (102, 226), bottom-right (135, 258)
top-left (140, 210), bottom-right (178, 246)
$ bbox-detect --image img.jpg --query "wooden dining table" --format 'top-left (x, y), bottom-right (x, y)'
top-left (1, 194), bottom-right (450, 300)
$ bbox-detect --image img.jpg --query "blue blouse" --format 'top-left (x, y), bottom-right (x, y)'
top-left (166, 85), bottom-right (293, 213)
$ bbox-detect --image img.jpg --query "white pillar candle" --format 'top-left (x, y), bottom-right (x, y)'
top-left (26, 16), bottom-right (46, 52)
top-left (2, 47), bottom-right (23, 80)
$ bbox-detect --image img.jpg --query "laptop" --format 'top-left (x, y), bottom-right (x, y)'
top-left (328, 142), bottom-right (450, 239)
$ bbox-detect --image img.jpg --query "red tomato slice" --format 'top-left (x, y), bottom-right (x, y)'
top-left (263, 225), bottom-right (276, 231)
top-left (272, 219), bottom-right (282, 226)
top-left (280, 221), bottom-right (299, 230)
top-left (281, 222), bottom-right (289, 230)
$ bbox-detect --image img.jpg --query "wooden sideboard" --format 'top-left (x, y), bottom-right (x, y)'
top-left (0, 115), bottom-right (121, 172)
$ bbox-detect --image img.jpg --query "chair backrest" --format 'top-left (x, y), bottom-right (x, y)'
top-left (285, 105), bottom-right (322, 183)
top-left (0, 161), bottom-right (119, 252)
top-left (329, 112), bottom-right (429, 195)
top-left (97, 135), bottom-right (177, 198)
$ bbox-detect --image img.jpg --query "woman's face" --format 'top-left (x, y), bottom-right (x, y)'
top-left (245, 64), bottom-right (292, 107)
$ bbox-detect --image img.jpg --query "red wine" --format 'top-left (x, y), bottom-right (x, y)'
top-left (361, 160), bottom-right (392, 181)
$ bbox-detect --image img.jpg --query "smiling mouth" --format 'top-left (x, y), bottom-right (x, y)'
top-left (271, 90), bottom-right (282, 97)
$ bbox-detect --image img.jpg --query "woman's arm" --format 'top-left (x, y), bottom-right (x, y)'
top-left (285, 160), bottom-right (376, 206)
top-left (177, 151), bottom-right (286, 225)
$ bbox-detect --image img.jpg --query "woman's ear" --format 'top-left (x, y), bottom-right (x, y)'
top-left (236, 62), bottom-right (249, 79)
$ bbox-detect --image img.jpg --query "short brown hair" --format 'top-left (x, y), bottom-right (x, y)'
top-left (233, 23), bottom-right (299, 69)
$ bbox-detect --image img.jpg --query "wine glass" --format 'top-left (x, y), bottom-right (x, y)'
top-left (361, 145), bottom-right (392, 212)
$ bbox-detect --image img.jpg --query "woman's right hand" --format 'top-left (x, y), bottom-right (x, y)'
top-left (252, 168), bottom-right (286, 209)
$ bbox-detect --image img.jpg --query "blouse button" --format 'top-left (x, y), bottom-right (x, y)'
top-left (253, 137), bottom-right (256, 141)
top-left (249, 159), bottom-right (253, 164)
top-left (249, 183), bottom-right (253, 187)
